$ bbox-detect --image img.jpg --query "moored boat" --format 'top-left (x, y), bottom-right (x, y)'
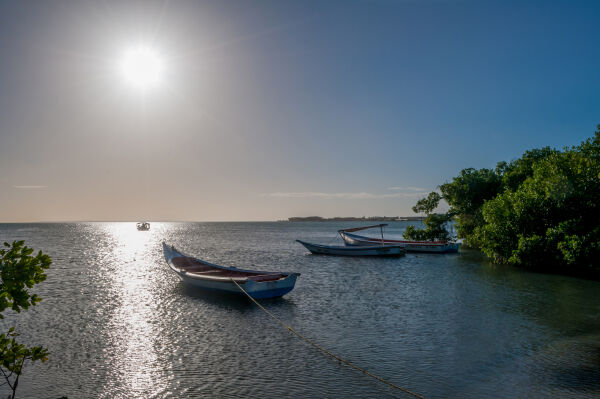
top-left (162, 243), bottom-right (300, 299)
top-left (136, 222), bottom-right (150, 231)
top-left (296, 240), bottom-right (406, 256)
top-left (339, 224), bottom-right (460, 253)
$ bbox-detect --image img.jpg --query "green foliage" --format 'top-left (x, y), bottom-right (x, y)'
top-left (439, 167), bottom-right (503, 245)
top-left (404, 213), bottom-right (453, 242)
top-left (440, 168), bottom-right (503, 216)
top-left (404, 191), bottom-right (454, 242)
top-left (0, 241), bottom-right (51, 318)
top-left (0, 327), bottom-right (49, 397)
top-left (497, 147), bottom-right (559, 191)
top-left (412, 192), bottom-right (442, 215)
top-left (439, 125), bottom-right (600, 276)
top-left (0, 241), bottom-right (51, 398)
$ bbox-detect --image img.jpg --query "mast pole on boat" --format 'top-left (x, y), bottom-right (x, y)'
top-left (380, 225), bottom-right (385, 246)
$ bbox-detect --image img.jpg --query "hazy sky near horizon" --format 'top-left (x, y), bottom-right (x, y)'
top-left (1, 0), bottom-right (599, 222)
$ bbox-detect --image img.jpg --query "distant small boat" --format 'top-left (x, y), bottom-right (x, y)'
top-left (162, 243), bottom-right (300, 299)
top-left (136, 222), bottom-right (150, 231)
top-left (296, 240), bottom-right (406, 256)
top-left (339, 224), bottom-right (460, 253)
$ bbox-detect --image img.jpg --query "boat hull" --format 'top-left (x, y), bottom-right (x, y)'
top-left (175, 272), bottom-right (298, 298)
top-left (163, 243), bottom-right (299, 299)
top-left (340, 232), bottom-right (460, 253)
top-left (136, 222), bottom-right (150, 231)
top-left (296, 240), bottom-right (405, 256)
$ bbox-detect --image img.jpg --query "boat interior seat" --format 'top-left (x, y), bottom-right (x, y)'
top-left (179, 265), bottom-right (213, 272)
top-left (211, 270), bottom-right (252, 277)
top-left (172, 255), bottom-right (284, 281)
top-left (184, 269), bottom-right (252, 277)
top-left (172, 257), bottom-right (213, 271)
top-left (247, 274), bottom-right (284, 282)
top-left (189, 270), bottom-right (223, 274)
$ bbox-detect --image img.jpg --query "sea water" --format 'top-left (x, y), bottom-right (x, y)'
top-left (0, 222), bottom-right (598, 398)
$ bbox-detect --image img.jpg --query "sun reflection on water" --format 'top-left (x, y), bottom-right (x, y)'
top-left (2, 222), bottom-right (600, 398)
top-left (101, 223), bottom-right (165, 397)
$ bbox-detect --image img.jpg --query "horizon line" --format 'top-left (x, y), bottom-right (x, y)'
top-left (0, 217), bottom-right (424, 224)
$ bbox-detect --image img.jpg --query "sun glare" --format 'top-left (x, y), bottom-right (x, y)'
top-left (119, 46), bottom-right (164, 90)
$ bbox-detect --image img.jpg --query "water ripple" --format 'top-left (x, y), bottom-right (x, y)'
top-left (0, 222), bottom-right (598, 398)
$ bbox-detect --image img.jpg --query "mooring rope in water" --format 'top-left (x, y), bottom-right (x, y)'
top-left (231, 279), bottom-right (427, 399)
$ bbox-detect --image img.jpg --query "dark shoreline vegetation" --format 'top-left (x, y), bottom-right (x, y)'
top-left (407, 125), bottom-right (600, 279)
top-left (286, 216), bottom-right (425, 222)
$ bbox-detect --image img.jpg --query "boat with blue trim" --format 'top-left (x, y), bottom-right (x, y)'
top-left (162, 243), bottom-right (300, 299)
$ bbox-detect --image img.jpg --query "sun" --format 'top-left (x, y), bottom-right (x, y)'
top-left (119, 46), bottom-right (164, 90)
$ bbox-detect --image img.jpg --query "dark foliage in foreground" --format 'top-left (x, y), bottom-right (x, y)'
top-left (0, 241), bottom-right (51, 398)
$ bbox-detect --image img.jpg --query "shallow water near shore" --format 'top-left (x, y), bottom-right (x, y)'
top-left (0, 222), bottom-right (599, 398)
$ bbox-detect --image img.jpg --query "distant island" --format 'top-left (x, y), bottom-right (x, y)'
top-left (286, 216), bottom-right (425, 222)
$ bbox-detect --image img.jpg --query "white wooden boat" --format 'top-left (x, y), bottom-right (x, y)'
top-left (339, 224), bottom-right (460, 253)
top-left (162, 243), bottom-right (300, 299)
top-left (296, 240), bottom-right (406, 256)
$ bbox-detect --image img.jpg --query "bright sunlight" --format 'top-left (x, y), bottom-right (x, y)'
top-left (119, 46), bottom-right (164, 90)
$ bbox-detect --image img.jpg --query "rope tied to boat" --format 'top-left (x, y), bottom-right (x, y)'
top-left (231, 278), bottom-right (428, 399)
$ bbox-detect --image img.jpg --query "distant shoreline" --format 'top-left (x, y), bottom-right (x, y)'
top-left (284, 216), bottom-right (425, 222)
top-left (0, 218), bottom-right (427, 223)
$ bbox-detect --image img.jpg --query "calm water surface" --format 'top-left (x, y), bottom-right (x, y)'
top-left (0, 222), bottom-right (599, 398)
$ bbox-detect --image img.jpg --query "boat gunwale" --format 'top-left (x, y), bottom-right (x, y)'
top-left (340, 231), bottom-right (456, 246)
top-left (295, 239), bottom-right (405, 251)
top-left (162, 242), bottom-right (300, 283)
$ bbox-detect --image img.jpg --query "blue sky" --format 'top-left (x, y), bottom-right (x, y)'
top-left (0, 0), bottom-right (599, 221)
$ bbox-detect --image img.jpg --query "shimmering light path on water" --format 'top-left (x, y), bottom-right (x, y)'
top-left (0, 222), bottom-right (599, 398)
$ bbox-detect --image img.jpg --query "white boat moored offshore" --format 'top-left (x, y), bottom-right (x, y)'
top-left (339, 224), bottom-right (460, 253)
top-left (296, 240), bottom-right (406, 256)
